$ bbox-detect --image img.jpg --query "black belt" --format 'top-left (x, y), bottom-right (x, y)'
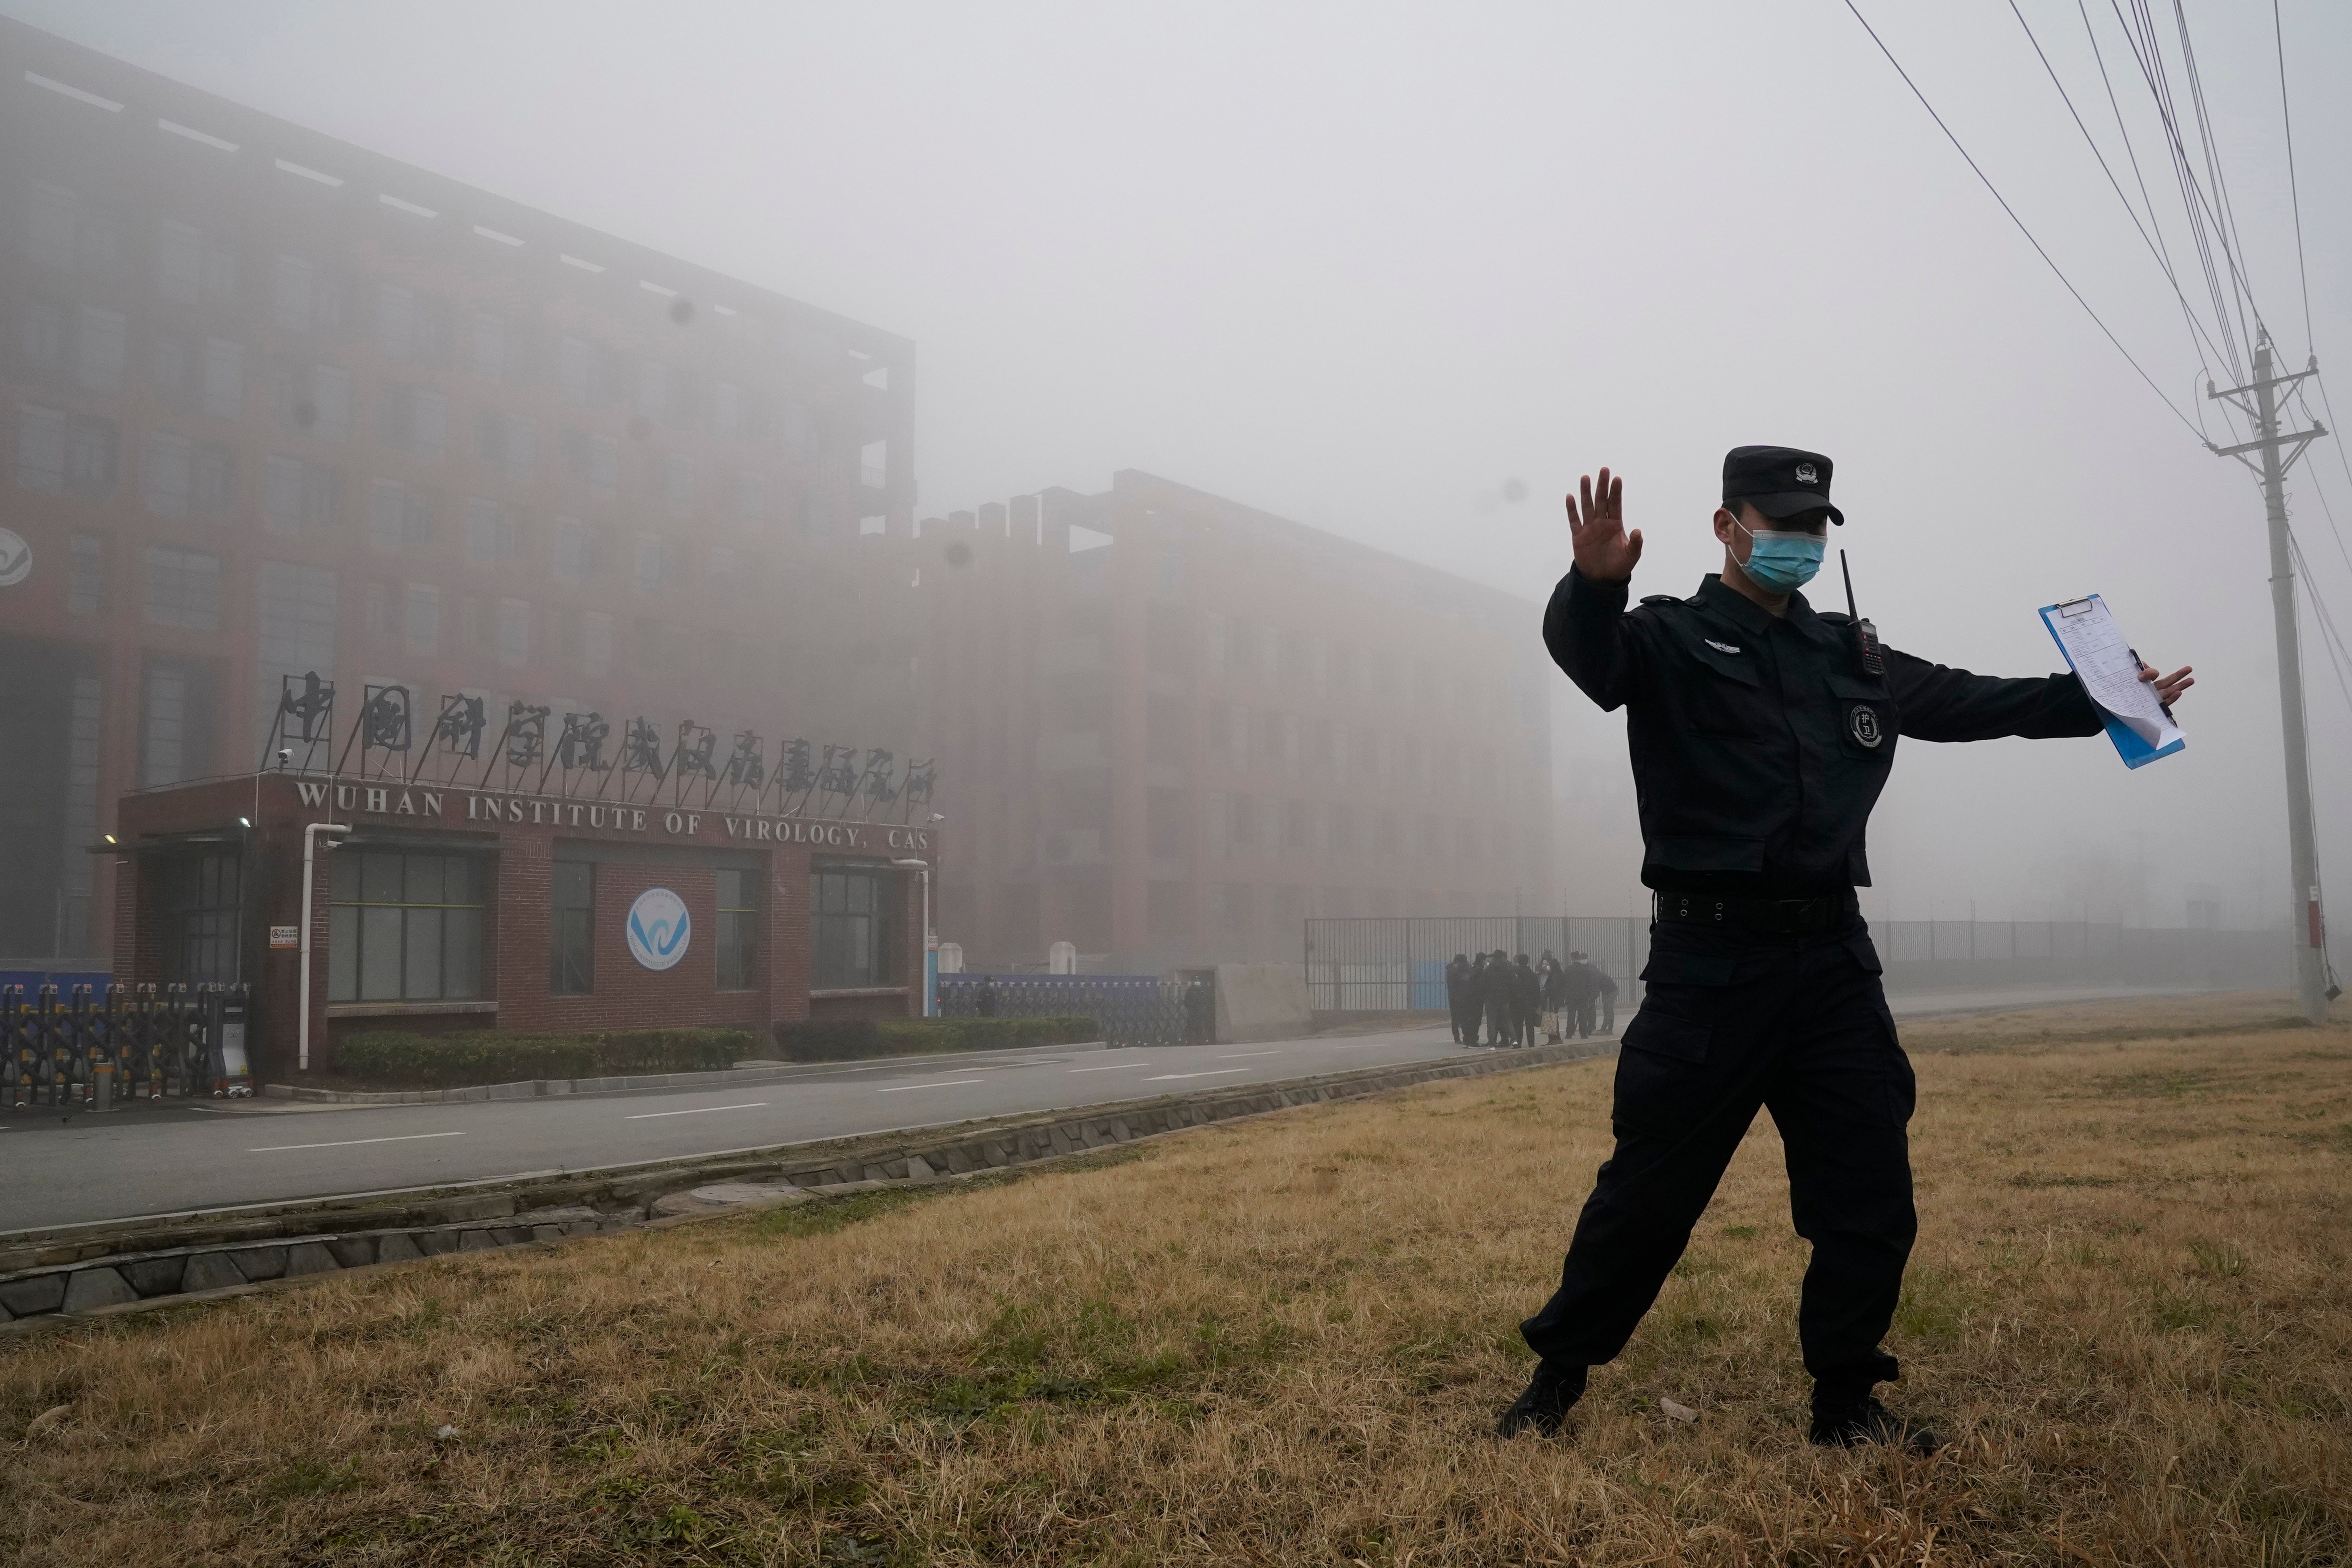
top-left (1652, 891), bottom-right (1854, 936)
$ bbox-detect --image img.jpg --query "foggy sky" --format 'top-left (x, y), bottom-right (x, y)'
top-left (15, 0), bottom-right (2350, 944)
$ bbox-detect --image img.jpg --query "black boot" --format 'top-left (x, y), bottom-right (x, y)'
top-left (1809, 1393), bottom-right (1942, 1455)
top-left (1496, 1359), bottom-right (1587, 1438)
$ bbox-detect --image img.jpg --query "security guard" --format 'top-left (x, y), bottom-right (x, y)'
top-left (1497, 447), bottom-right (2193, 1450)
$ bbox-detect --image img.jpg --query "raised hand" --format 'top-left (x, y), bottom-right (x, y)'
top-left (1566, 468), bottom-right (1643, 583)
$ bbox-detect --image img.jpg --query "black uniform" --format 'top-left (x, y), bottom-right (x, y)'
top-left (1445, 955), bottom-right (1476, 1044)
top-left (1518, 447), bottom-right (2102, 1405)
top-left (1559, 957), bottom-right (1600, 1038)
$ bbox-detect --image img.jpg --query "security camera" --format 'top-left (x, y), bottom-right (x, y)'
top-left (927, 812), bottom-right (946, 824)
top-left (277, 748), bottom-right (291, 765)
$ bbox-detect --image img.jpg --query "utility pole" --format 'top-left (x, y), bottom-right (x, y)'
top-left (2208, 330), bottom-right (2334, 1020)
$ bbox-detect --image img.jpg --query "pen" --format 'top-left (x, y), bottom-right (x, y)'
top-left (2129, 647), bottom-right (2175, 720)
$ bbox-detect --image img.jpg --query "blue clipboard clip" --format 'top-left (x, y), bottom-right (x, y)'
top-left (2038, 595), bottom-right (2186, 771)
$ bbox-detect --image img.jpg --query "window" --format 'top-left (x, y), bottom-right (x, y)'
top-left (264, 456), bottom-right (341, 535)
top-left (473, 410), bottom-right (535, 480)
top-left (200, 338), bottom-right (243, 420)
top-left (143, 546), bottom-right (221, 630)
top-left (811, 869), bottom-right (894, 991)
top-left (579, 609), bottom-right (612, 676)
top-left (495, 597), bottom-right (529, 667)
top-left (68, 533), bottom-right (105, 615)
top-left (466, 497), bottom-right (521, 565)
top-left (159, 853), bottom-right (241, 986)
top-left (553, 516), bottom-right (596, 582)
top-left (736, 470), bottom-right (763, 523)
top-left (716, 867), bottom-right (757, 989)
top-left (14, 405), bottom-right (65, 492)
top-left (258, 559), bottom-right (337, 683)
top-left (25, 181), bottom-right (77, 271)
top-left (859, 439), bottom-right (887, 489)
top-left (327, 852), bottom-right (487, 1003)
top-left (193, 441), bottom-right (234, 516)
top-left (310, 365), bottom-right (351, 441)
top-left (56, 415), bottom-right (116, 497)
top-left (75, 305), bottom-right (127, 392)
top-left (376, 284), bottom-right (415, 358)
top-left (143, 431), bottom-right (194, 516)
top-left (637, 361), bottom-right (668, 418)
top-left (155, 219), bottom-right (203, 301)
top-left (663, 456), bottom-right (693, 507)
top-left (713, 380), bottom-right (740, 436)
top-left (270, 254), bottom-right (313, 331)
top-left (376, 384), bottom-right (446, 459)
top-left (403, 582), bottom-right (439, 658)
top-left (469, 312), bottom-right (506, 380)
top-left (558, 427), bottom-right (617, 489)
top-left (551, 860), bottom-right (593, 994)
top-left (367, 477), bottom-right (434, 553)
top-left (558, 337), bottom-right (599, 406)
top-left (142, 663), bottom-right (195, 786)
top-left (635, 532), bottom-right (666, 590)
top-left (20, 297), bottom-right (64, 369)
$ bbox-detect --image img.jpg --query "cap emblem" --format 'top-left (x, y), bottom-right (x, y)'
top-left (1794, 462), bottom-right (1819, 485)
top-left (1848, 704), bottom-right (1883, 749)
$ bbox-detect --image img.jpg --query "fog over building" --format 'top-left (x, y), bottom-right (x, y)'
top-left (915, 470), bottom-right (1555, 973)
top-left (0, 15), bottom-right (916, 973)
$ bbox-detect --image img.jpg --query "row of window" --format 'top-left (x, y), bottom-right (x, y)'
top-left (322, 852), bottom-right (888, 1002)
top-left (1197, 610), bottom-right (1512, 718)
top-left (1177, 697), bottom-right (1510, 798)
top-left (1194, 794), bottom-right (1537, 866)
top-left (24, 181), bottom-right (811, 441)
top-left (10, 388), bottom-right (782, 523)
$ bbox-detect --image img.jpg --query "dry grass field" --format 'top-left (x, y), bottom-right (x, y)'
top-left (3, 991), bottom-right (2348, 1566)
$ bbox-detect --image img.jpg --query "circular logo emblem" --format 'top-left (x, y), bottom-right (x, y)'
top-left (625, 886), bottom-right (691, 971)
top-left (1848, 704), bottom-right (1884, 749)
top-left (0, 528), bottom-right (31, 589)
top-left (1794, 462), bottom-right (1819, 485)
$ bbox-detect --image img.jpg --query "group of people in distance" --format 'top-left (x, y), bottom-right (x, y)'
top-left (1444, 949), bottom-right (1616, 1048)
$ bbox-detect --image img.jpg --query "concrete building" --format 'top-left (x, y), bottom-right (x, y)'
top-left (0, 15), bottom-right (917, 977)
top-left (917, 471), bottom-right (1556, 973)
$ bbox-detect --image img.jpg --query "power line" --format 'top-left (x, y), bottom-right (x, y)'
top-left (1838, 0), bottom-right (2204, 440)
top-left (2009, 0), bottom-right (2236, 377)
top-left (2273, 0), bottom-right (2315, 358)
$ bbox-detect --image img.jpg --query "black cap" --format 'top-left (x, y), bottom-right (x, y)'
top-left (1722, 445), bottom-right (1843, 525)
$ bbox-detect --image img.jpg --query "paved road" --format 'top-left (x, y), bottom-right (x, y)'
top-left (0, 983), bottom-right (2209, 1235)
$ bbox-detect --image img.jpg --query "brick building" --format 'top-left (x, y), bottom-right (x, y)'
top-left (915, 471), bottom-right (1556, 972)
top-left (0, 15), bottom-right (918, 975)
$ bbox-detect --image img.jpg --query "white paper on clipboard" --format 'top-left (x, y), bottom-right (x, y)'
top-left (2041, 595), bottom-right (2183, 759)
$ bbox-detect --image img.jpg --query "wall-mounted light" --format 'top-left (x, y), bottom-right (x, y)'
top-left (102, 833), bottom-right (117, 845)
top-left (237, 817), bottom-right (252, 828)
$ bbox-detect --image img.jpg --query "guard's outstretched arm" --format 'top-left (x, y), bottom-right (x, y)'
top-left (1886, 649), bottom-right (2103, 742)
top-left (1543, 568), bottom-right (1641, 711)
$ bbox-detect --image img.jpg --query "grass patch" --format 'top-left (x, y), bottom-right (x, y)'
top-left (3, 991), bottom-right (2348, 1566)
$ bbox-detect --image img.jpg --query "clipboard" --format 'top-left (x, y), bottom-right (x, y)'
top-left (2038, 594), bottom-right (2185, 769)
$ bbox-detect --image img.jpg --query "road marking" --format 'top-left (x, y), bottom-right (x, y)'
top-left (624, 1102), bottom-right (770, 1121)
top-left (1217, 1050), bottom-right (1282, 1058)
top-left (877, 1079), bottom-right (986, 1093)
top-left (1144, 1068), bottom-right (1254, 1081)
top-left (1067, 1062), bottom-right (1150, 1073)
top-left (250, 1130), bottom-right (467, 1153)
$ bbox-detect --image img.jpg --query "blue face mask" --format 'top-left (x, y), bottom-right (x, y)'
top-left (1735, 520), bottom-right (1826, 594)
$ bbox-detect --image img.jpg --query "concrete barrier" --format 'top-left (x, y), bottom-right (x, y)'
top-left (1213, 963), bottom-right (1314, 1043)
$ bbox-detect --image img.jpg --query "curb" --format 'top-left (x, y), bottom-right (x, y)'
top-left (0, 1040), bottom-right (1612, 1339)
top-left (259, 1040), bottom-right (1114, 1104)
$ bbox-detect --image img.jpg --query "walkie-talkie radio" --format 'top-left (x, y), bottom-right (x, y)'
top-left (1840, 550), bottom-right (1884, 677)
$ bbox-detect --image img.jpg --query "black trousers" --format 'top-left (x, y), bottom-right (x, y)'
top-left (1519, 918), bottom-right (1915, 1395)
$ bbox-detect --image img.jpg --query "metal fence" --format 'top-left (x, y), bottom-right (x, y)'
top-left (1304, 918), bottom-right (1648, 1014)
top-left (1305, 915), bottom-right (2294, 1012)
top-left (938, 973), bottom-right (1214, 1047)
top-left (4, 982), bottom-right (257, 1106)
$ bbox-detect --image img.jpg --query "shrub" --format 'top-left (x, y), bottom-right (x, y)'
top-left (335, 1028), bottom-right (754, 1088)
top-left (771, 1015), bottom-right (1100, 1063)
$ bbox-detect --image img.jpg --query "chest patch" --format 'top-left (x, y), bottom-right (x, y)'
top-left (1848, 704), bottom-right (1884, 749)
top-left (1704, 638), bottom-right (1741, 654)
